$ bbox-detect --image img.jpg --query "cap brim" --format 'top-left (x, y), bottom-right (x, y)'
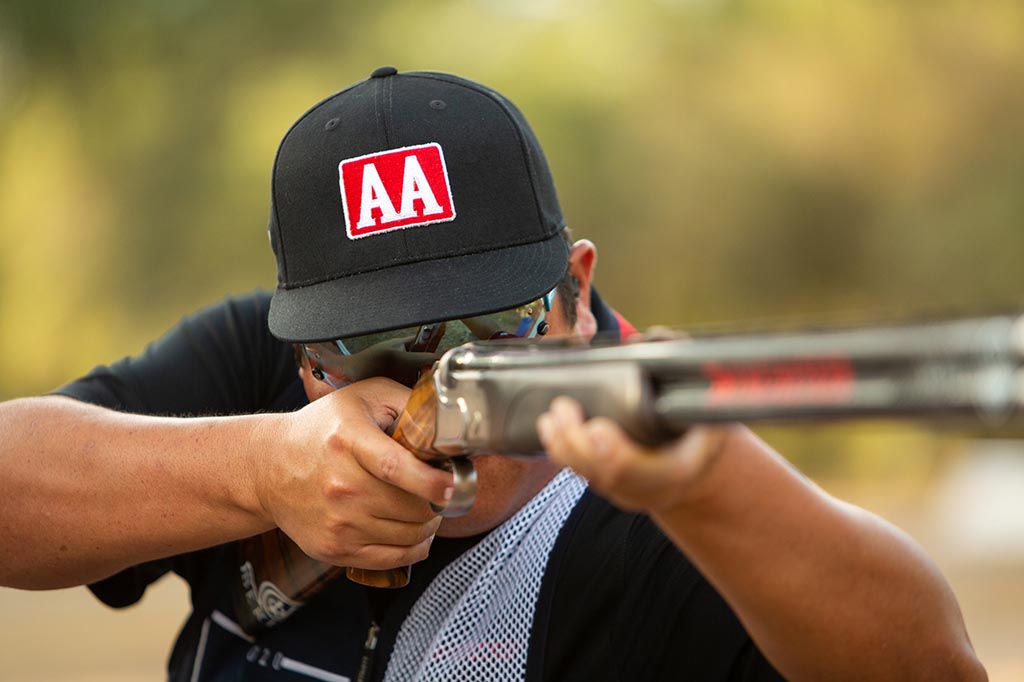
top-left (268, 233), bottom-right (570, 342)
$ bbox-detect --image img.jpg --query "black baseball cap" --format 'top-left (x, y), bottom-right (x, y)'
top-left (267, 66), bottom-right (569, 343)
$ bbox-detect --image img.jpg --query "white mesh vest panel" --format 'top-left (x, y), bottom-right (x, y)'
top-left (384, 468), bottom-right (587, 682)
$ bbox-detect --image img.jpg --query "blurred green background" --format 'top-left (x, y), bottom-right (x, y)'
top-left (1, 0), bottom-right (1023, 679)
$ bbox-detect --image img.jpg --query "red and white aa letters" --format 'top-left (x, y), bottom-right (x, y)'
top-left (338, 143), bottom-right (457, 239)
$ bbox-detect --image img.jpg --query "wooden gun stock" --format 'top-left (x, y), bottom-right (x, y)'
top-left (234, 367), bottom-right (459, 629)
top-left (346, 368), bottom-right (447, 588)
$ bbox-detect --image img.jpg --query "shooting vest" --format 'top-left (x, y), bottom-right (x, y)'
top-left (384, 468), bottom-right (587, 681)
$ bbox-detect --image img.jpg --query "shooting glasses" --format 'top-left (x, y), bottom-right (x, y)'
top-left (302, 290), bottom-right (556, 389)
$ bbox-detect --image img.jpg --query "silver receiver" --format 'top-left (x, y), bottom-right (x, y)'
top-left (432, 343), bottom-right (665, 457)
top-left (428, 341), bottom-right (664, 518)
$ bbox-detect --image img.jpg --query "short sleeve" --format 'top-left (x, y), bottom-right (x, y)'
top-left (536, 492), bottom-right (784, 681)
top-left (54, 290), bottom-right (301, 417)
top-left (616, 512), bottom-right (784, 681)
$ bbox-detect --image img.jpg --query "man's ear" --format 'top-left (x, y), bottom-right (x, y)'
top-left (568, 239), bottom-right (598, 340)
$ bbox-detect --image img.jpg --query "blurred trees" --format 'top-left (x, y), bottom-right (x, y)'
top-left (2, 0), bottom-right (1024, 404)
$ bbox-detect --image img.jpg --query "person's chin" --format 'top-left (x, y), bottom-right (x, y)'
top-left (437, 513), bottom-right (493, 539)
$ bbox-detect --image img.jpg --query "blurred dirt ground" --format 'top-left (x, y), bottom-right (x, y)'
top-left (0, 577), bottom-right (188, 681)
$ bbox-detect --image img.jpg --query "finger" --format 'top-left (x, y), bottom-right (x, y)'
top-left (328, 378), bottom-right (456, 506)
top-left (351, 514), bottom-right (442, 548)
top-left (539, 396), bottom-right (693, 504)
top-left (538, 396), bottom-right (598, 468)
top-left (558, 407), bottom-right (603, 468)
top-left (362, 481), bottom-right (449, 524)
top-left (549, 414), bottom-right (642, 486)
top-left (345, 377), bottom-right (414, 428)
top-left (575, 418), bottom-right (653, 488)
top-left (349, 430), bottom-right (456, 508)
top-left (542, 415), bottom-right (660, 511)
top-left (345, 534), bottom-right (437, 571)
top-left (577, 420), bottom-right (732, 511)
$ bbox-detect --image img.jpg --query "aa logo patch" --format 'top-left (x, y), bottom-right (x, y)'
top-left (338, 143), bottom-right (456, 239)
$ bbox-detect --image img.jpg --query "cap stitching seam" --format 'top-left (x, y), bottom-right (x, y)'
top-left (409, 73), bottom-right (551, 234)
top-left (271, 80), bottom-right (365, 285)
top-left (270, 167), bottom-right (288, 286)
top-left (386, 78), bottom-right (412, 256)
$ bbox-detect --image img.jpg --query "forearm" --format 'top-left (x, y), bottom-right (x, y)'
top-left (0, 396), bottom-right (278, 589)
top-left (654, 426), bottom-right (985, 682)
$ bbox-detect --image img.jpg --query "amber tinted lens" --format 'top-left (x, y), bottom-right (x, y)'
top-left (336, 327), bottom-right (420, 355)
top-left (429, 299), bottom-right (546, 351)
top-left (305, 297), bottom-right (548, 382)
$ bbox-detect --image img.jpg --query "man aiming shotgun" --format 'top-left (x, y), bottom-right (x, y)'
top-left (0, 67), bottom-right (986, 681)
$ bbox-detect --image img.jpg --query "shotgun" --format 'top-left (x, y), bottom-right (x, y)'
top-left (234, 311), bottom-right (1024, 631)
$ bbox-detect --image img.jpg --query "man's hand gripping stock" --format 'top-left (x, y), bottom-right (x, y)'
top-left (252, 377), bottom-right (454, 571)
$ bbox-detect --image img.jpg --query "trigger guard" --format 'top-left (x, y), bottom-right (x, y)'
top-left (430, 457), bottom-right (477, 518)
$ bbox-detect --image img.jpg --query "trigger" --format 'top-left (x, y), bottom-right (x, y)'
top-left (429, 457), bottom-right (477, 518)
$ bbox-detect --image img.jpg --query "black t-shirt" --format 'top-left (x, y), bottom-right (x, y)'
top-left (56, 290), bottom-right (782, 681)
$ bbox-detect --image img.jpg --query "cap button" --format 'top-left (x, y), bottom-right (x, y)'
top-left (370, 66), bottom-right (398, 79)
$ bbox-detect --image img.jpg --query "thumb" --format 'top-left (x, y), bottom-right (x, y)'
top-left (345, 377), bottom-right (414, 431)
